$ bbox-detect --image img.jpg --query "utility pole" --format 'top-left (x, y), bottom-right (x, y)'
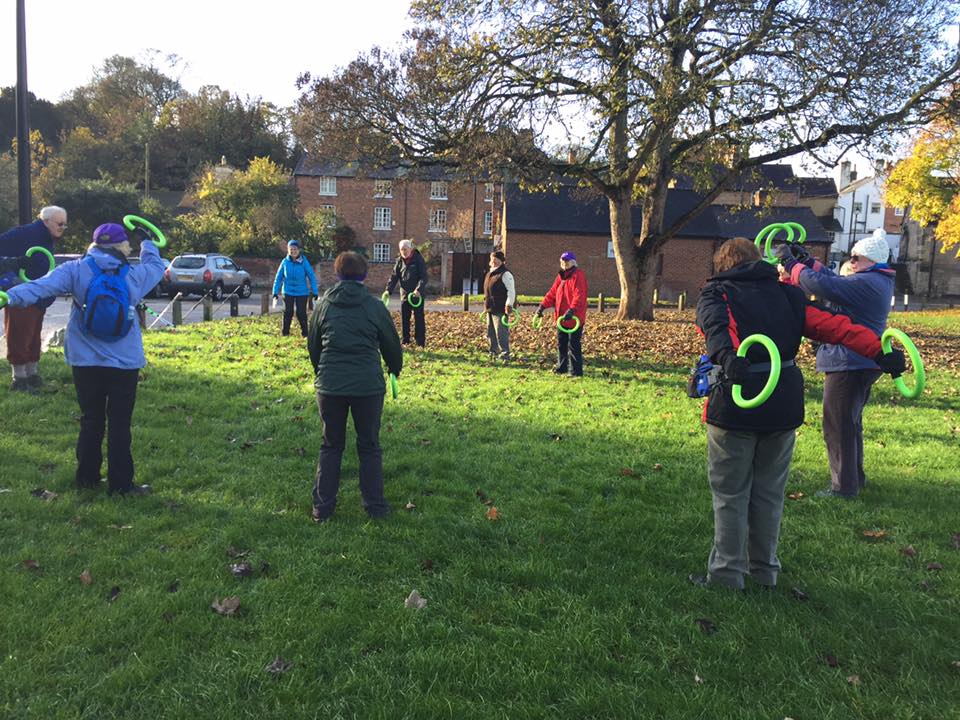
top-left (15, 0), bottom-right (32, 223)
top-left (144, 142), bottom-right (151, 198)
top-left (469, 178), bottom-right (478, 295)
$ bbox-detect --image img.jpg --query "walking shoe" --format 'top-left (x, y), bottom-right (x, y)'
top-left (10, 378), bottom-right (36, 393)
top-left (688, 573), bottom-right (744, 592)
top-left (26, 374), bottom-right (43, 388)
top-left (111, 483), bottom-right (151, 496)
top-left (311, 506), bottom-right (332, 523)
top-left (815, 488), bottom-right (856, 500)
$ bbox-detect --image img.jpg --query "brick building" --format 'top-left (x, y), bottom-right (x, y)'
top-left (502, 184), bottom-right (832, 301)
top-left (294, 157), bottom-right (501, 293)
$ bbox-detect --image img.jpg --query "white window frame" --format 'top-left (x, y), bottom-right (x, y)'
top-left (483, 210), bottom-right (493, 235)
top-left (607, 240), bottom-right (615, 259)
top-left (373, 206), bottom-right (392, 231)
top-left (852, 201), bottom-right (863, 214)
top-left (373, 180), bottom-right (393, 198)
top-left (317, 176), bottom-right (337, 196)
top-left (429, 208), bottom-right (447, 233)
top-left (320, 204), bottom-right (336, 228)
top-left (894, 206), bottom-right (904, 216)
top-left (484, 183), bottom-right (495, 202)
top-left (430, 181), bottom-right (448, 200)
top-left (870, 202), bottom-right (882, 215)
top-left (373, 242), bottom-right (391, 263)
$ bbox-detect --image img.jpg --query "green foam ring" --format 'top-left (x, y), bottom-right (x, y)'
top-left (754, 223), bottom-right (795, 264)
top-left (406, 292), bottom-right (423, 308)
top-left (389, 372), bottom-right (399, 400)
top-left (501, 308), bottom-right (520, 327)
top-left (19, 246), bottom-right (55, 282)
top-left (731, 333), bottom-right (781, 409)
top-left (783, 221), bottom-right (807, 244)
top-left (557, 315), bottom-right (581, 334)
top-left (881, 327), bottom-right (925, 399)
top-left (0, 290), bottom-right (9, 309)
top-left (122, 214), bottom-right (167, 249)
top-left (381, 291), bottom-right (390, 308)
top-left (531, 314), bottom-right (543, 330)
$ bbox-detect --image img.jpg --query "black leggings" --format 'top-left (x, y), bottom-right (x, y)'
top-left (283, 295), bottom-right (309, 336)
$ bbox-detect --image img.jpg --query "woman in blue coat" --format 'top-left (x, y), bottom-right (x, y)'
top-left (272, 239), bottom-right (319, 337)
top-left (0, 223), bottom-right (166, 495)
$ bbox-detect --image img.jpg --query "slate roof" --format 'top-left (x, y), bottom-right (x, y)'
top-left (673, 163), bottom-right (837, 198)
top-left (505, 184), bottom-right (831, 243)
top-left (294, 155), bottom-right (471, 181)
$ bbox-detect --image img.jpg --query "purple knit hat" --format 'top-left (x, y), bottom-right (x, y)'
top-left (560, 251), bottom-right (576, 261)
top-left (92, 223), bottom-right (129, 245)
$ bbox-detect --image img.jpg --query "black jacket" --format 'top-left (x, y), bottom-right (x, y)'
top-left (386, 250), bottom-right (427, 300)
top-left (308, 281), bottom-right (403, 396)
top-left (696, 261), bottom-right (884, 432)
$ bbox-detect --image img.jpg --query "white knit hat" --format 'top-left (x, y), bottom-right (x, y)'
top-left (851, 229), bottom-right (890, 263)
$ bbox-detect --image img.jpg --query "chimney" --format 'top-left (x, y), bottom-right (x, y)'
top-left (840, 161), bottom-right (851, 187)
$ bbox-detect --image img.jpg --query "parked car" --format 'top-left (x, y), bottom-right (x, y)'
top-left (128, 256), bottom-right (171, 299)
top-left (164, 253), bottom-right (253, 300)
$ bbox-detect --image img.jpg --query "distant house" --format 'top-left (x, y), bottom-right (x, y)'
top-left (833, 160), bottom-right (904, 261)
top-left (501, 183), bottom-right (832, 300)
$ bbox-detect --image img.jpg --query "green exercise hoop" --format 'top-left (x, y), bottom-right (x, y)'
top-left (754, 223), bottom-right (796, 264)
top-left (19, 246), bottom-right (55, 282)
top-left (881, 328), bottom-right (925, 399)
top-left (0, 290), bottom-right (9, 308)
top-left (557, 316), bottom-right (581, 334)
top-left (406, 292), bottom-right (423, 308)
top-left (122, 214), bottom-right (167, 249)
top-left (731, 333), bottom-right (781, 409)
top-left (532, 314), bottom-right (544, 330)
top-left (389, 372), bottom-right (399, 400)
top-left (783, 221), bottom-right (807, 244)
top-left (381, 291), bottom-right (390, 308)
top-left (501, 308), bottom-right (520, 327)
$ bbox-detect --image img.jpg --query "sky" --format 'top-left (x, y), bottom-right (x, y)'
top-left (0, 0), bottom-right (414, 107)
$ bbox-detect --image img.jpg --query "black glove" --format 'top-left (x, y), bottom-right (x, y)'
top-left (789, 244), bottom-right (810, 264)
top-left (562, 309), bottom-right (575, 322)
top-left (875, 348), bottom-right (906, 378)
top-left (273, 294), bottom-right (278, 300)
top-left (313, 296), bottom-right (319, 302)
top-left (534, 307), bottom-right (544, 318)
top-left (772, 244), bottom-right (797, 270)
top-left (721, 353), bottom-right (751, 384)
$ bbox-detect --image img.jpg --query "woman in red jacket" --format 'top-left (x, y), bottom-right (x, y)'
top-left (535, 251), bottom-right (588, 376)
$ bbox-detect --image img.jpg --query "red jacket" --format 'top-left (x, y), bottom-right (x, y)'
top-left (541, 267), bottom-right (588, 326)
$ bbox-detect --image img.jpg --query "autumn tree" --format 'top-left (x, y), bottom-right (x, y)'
top-left (886, 117), bottom-right (960, 257)
top-left (295, 0), bottom-right (960, 319)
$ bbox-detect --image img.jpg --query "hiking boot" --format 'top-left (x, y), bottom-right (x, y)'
top-left (10, 378), bottom-right (36, 393)
top-left (312, 506), bottom-right (332, 523)
top-left (26, 374), bottom-right (43, 388)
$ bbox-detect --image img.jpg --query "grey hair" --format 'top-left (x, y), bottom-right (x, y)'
top-left (398, 239), bottom-right (413, 250)
top-left (39, 206), bottom-right (66, 221)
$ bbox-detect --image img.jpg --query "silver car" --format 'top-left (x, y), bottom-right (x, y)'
top-left (164, 253), bottom-right (253, 300)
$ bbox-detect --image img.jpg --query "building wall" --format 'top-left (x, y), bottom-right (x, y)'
top-left (834, 175), bottom-right (901, 259)
top-left (896, 218), bottom-right (960, 297)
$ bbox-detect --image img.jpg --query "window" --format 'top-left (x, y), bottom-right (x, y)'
top-left (852, 201), bottom-right (863, 214)
top-left (373, 206), bottom-right (392, 230)
top-left (483, 210), bottom-right (493, 235)
top-left (430, 181), bottom-right (448, 200)
top-left (317, 176), bottom-right (337, 196)
top-left (870, 202), bottom-right (882, 214)
top-left (429, 208), bottom-right (447, 233)
top-left (607, 240), bottom-right (615, 259)
top-left (320, 204), bottom-right (336, 228)
top-left (373, 243), bottom-right (391, 263)
top-left (894, 207), bottom-right (905, 216)
top-left (484, 183), bottom-right (495, 202)
top-left (172, 256), bottom-right (205, 269)
top-left (217, 258), bottom-right (237, 270)
top-left (373, 180), bottom-right (393, 198)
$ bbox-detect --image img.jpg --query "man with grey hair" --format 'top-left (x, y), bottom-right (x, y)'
top-left (0, 206), bottom-right (67, 391)
top-left (385, 238), bottom-right (428, 347)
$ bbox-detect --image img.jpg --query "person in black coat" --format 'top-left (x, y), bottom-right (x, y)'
top-left (385, 239), bottom-right (427, 347)
top-left (691, 238), bottom-right (904, 591)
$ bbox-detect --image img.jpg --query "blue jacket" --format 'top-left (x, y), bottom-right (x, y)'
top-left (272, 255), bottom-right (318, 297)
top-left (4, 242), bottom-right (166, 369)
top-left (0, 219), bottom-right (56, 308)
top-left (791, 261), bottom-right (895, 372)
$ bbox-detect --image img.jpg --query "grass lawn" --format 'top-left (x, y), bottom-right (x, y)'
top-left (1, 311), bottom-right (958, 719)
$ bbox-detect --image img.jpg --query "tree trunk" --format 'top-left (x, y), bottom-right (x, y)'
top-left (609, 188), bottom-right (642, 320)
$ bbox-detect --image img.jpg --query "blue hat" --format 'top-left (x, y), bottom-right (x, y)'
top-left (92, 223), bottom-right (129, 245)
top-left (560, 251), bottom-right (576, 261)
top-left (287, 239), bottom-right (301, 248)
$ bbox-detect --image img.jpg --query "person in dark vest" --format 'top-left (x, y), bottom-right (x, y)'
top-left (385, 239), bottom-right (428, 347)
top-left (483, 251), bottom-right (516, 362)
top-left (535, 251), bottom-right (588, 376)
top-left (0, 205), bottom-right (67, 391)
top-left (309, 251), bottom-right (403, 522)
top-left (692, 238), bottom-right (904, 590)
top-left (1, 223), bottom-right (165, 495)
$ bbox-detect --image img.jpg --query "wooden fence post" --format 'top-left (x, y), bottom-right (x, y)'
top-left (462, 292), bottom-right (469, 311)
top-left (172, 299), bottom-right (182, 326)
top-left (202, 296), bottom-right (213, 322)
top-left (598, 292), bottom-right (605, 313)
top-left (229, 295), bottom-right (239, 317)
top-left (260, 294), bottom-right (270, 315)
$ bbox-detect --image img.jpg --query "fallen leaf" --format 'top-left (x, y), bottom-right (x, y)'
top-left (226, 547), bottom-right (250, 559)
top-left (162, 611), bottom-right (175, 623)
top-left (295, 447), bottom-right (306, 457)
top-left (486, 506), bottom-right (501, 521)
top-left (861, 529), bottom-right (888, 540)
top-left (259, 560), bottom-right (271, 576)
top-left (167, 580), bottom-right (180, 593)
top-left (185, 415), bottom-right (193, 426)
top-left (230, 562), bottom-right (253, 578)
top-left (551, 434), bottom-right (562, 442)
top-left (847, 674), bottom-right (861, 686)
top-left (404, 502), bottom-right (417, 512)
top-left (694, 674), bottom-right (704, 684)
top-left (822, 654), bottom-right (840, 668)
top-left (619, 467), bottom-right (636, 477)
top-left (404, 589), bottom-right (427, 610)
top-left (420, 559), bottom-right (434, 571)
top-left (22, 559), bottom-right (40, 570)
top-left (420, 439), bottom-right (431, 446)
top-left (264, 656), bottom-right (293, 676)
top-left (79, 569), bottom-right (92, 585)
top-left (108, 524), bottom-right (133, 531)
top-left (919, 580), bottom-right (935, 592)
top-left (653, 463), bottom-right (663, 471)
top-left (0, 487), bottom-right (11, 493)
top-left (951, 533), bottom-right (960, 550)
top-left (951, 660), bottom-right (960, 669)
top-left (211, 596), bottom-right (241, 616)
top-left (791, 587), bottom-right (809, 601)
top-left (107, 586), bottom-right (121, 602)
top-left (787, 492), bottom-right (805, 501)
top-left (695, 618), bottom-right (718, 635)
top-left (926, 562), bottom-right (944, 571)
top-left (902, 545), bottom-right (918, 558)
top-left (29, 487), bottom-right (58, 501)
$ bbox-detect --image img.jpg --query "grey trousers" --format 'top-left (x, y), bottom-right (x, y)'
top-left (705, 425), bottom-right (796, 589)
top-left (822, 370), bottom-right (881, 496)
top-left (486, 312), bottom-right (510, 360)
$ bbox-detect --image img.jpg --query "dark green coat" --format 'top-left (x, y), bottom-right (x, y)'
top-left (308, 281), bottom-right (403, 396)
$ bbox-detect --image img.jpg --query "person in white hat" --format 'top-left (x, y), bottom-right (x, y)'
top-left (774, 228), bottom-right (895, 498)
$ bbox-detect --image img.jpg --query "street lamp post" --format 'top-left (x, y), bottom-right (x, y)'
top-left (15, 0), bottom-right (33, 224)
